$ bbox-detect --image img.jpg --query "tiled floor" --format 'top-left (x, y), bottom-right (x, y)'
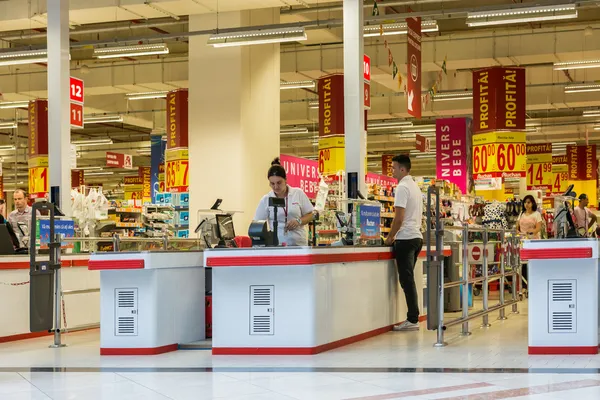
top-left (2, 300), bottom-right (600, 399)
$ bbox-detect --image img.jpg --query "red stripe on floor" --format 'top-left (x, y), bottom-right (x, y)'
top-left (439, 379), bottom-right (600, 400)
top-left (343, 382), bottom-right (493, 400)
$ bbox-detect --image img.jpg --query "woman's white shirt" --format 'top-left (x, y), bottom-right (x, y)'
top-left (254, 186), bottom-right (314, 246)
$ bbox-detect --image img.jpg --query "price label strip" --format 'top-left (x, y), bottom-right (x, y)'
top-left (472, 132), bottom-right (527, 180)
top-left (526, 144), bottom-right (553, 191)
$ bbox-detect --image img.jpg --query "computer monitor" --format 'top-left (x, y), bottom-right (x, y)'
top-left (215, 214), bottom-right (236, 242)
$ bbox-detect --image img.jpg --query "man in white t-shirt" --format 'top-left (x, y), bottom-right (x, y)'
top-left (384, 154), bottom-right (423, 331)
top-left (574, 194), bottom-right (597, 236)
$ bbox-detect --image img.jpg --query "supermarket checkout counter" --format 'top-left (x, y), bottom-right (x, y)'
top-left (522, 238), bottom-right (600, 355)
top-left (88, 251), bottom-right (205, 355)
top-left (206, 245), bottom-right (450, 355)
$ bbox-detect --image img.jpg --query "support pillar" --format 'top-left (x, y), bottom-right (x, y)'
top-left (47, 0), bottom-right (71, 215)
top-left (343, 0), bottom-right (366, 197)
top-left (188, 10), bottom-right (280, 232)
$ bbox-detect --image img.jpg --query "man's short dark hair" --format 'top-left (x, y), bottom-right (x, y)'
top-left (392, 154), bottom-right (411, 171)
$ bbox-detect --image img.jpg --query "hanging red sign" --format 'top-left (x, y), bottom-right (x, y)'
top-left (406, 17), bottom-right (422, 119)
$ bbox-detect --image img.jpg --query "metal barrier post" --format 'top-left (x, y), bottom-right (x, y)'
top-left (49, 233), bottom-right (66, 348)
top-left (112, 235), bottom-right (120, 252)
top-left (511, 231), bottom-right (520, 314)
top-left (498, 229), bottom-right (507, 320)
top-left (461, 223), bottom-right (471, 336)
top-left (163, 236), bottom-right (169, 250)
top-left (481, 227), bottom-right (491, 328)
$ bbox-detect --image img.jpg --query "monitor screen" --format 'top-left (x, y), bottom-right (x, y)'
top-left (216, 214), bottom-right (236, 241)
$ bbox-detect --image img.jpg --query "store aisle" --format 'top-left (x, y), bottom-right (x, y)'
top-left (1, 301), bottom-right (600, 399)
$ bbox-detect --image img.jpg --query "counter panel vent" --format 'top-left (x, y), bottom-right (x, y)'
top-left (548, 280), bottom-right (576, 334)
top-left (115, 288), bottom-right (138, 336)
top-left (250, 285), bottom-right (274, 335)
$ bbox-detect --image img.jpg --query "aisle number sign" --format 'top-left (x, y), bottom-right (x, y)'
top-left (526, 144), bottom-right (552, 191)
top-left (551, 155), bottom-right (569, 195)
top-left (165, 148), bottom-right (189, 193)
top-left (70, 77), bottom-right (84, 129)
top-left (472, 132), bottom-right (526, 179)
top-left (28, 156), bottom-right (49, 199)
top-left (318, 136), bottom-right (345, 176)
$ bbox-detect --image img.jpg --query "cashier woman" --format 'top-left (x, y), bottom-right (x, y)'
top-left (254, 158), bottom-right (314, 246)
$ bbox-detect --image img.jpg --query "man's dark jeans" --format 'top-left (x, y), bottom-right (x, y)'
top-left (394, 238), bottom-right (424, 324)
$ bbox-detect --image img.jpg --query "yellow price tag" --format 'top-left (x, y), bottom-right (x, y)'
top-left (526, 162), bottom-right (553, 190)
top-left (473, 142), bottom-right (527, 178)
top-left (551, 164), bottom-right (569, 194)
top-left (28, 166), bottom-right (48, 199)
top-left (318, 147), bottom-right (345, 176)
top-left (166, 159), bottom-right (189, 192)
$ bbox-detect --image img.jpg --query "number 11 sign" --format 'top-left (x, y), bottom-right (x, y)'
top-left (70, 77), bottom-right (84, 129)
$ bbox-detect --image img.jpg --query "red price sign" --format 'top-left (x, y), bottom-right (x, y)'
top-left (527, 162), bottom-right (553, 190)
top-left (364, 54), bottom-right (371, 82)
top-left (364, 82), bottom-right (371, 109)
top-left (70, 77), bottom-right (84, 103)
top-left (70, 103), bottom-right (83, 129)
top-left (166, 159), bottom-right (189, 193)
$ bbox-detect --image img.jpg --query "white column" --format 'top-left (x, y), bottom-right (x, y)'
top-left (188, 9), bottom-right (280, 233)
top-left (343, 0), bottom-right (366, 196)
top-left (47, 0), bottom-right (72, 215)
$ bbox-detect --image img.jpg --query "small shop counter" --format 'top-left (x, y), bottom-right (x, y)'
top-left (206, 245), bottom-right (450, 355)
top-left (89, 251), bottom-right (205, 355)
top-left (0, 254), bottom-right (97, 342)
top-left (521, 239), bottom-right (600, 355)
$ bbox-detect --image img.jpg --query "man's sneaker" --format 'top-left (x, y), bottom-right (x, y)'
top-left (393, 321), bottom-right (419, 331)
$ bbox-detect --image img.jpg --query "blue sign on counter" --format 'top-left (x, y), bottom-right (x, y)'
top-left (359, 205), bottom-right (381, 240)
top-left (38, 219), bottom-right (75, 249)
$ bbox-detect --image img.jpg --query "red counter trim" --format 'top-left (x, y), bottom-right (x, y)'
top-left (207, 250), bottom-right (450, 267)
top-left (100, 344), bottom-right (177, 356)
top-left (88, 259), bottom-right (145, 271)
top-left (0, 259), bottom-right (90, 270)
top-left (0, 327), bottom-right (98, 344)
top-left (520, 248), bottom-right (593, 261)
top-left (528, 346), bottom-right (599, 355)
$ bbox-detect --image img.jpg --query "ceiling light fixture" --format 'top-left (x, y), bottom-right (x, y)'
top-left (0, 101), bottom-right (30, 109)
top-left (364, 20), bottom-right (439, 37)
top-left (582, 110), bottom-right (600, 117)
top-left (554, 60), bottom-right (600, 71)
top-left (72, 138), bottom-right (114, 146)
top-left (308, 100), bottom-right (319, 109)
top-left (565, 84), bottom-right (600, 94)
top-left (280, 127), bottom-right (309, 135)
top-left (280, 80), bottom-right (315, 90)
top-left (85, 171), bottom-right (115, 176)
top-left (93, 43), bottom-right (169, 59)
top-left (0, 122), bottom-right (18, 129)
top-left (400, 125), bottom-right (436, 134)
top-left (466, 4), bottom-right (578, 27)
top-left (0, 49), bottom-right (48, 66)
top-left (0, 144), bottom-right (16, 150)
top-left (126, 91), bottom-right (169, 100)
top-left (79, 166), bottom-right (103, 171)
top-left (84, 115), bottom-right (123, 124)
top-left (368, 121), bottom-right (414, 130)
top-left (432, 91), bottom-right (473, 101)
top-left (208, 27), bottom-right (307, 48)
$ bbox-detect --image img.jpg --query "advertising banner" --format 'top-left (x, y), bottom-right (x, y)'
top-left (382, 155), bottom-right (394, 177)
top-left (406, 17), bottom-right (422, 119)
top-left (166, 89), bottom-right (189, 149)
top-left (473, 67), bottom-right (526, 133)
top-left (365, 172), bottom-right (397, 187)
top-left (37, 219), bottom-right (75, 249)
top-left (28, 100), bottom-right (49, 199)
top-left (526, 143), bottom-right (553, 191)
top-left (551, 155), bottom-right (569, 195)
top-left (318, 136), bottom-right (345, 176)
top-left (141, 167), bottom-right (151, 204)
top-left (71, 169), bottom-right (84, 189)
top-left (318, 74), bottom-right (345, 137)
top-left (150, 135), bottom-right (166, 203)
top-left (106, 152), bottom-right (133, 169)
top-left (415, 134), bottom-right (430, 152)
top-left (567, 145), bottom-right (597, 181)
top-left (280, 154), bottom-right (319, 199)
top-left (436, 118), bottom-right (471, 194)
top-left (165, 149), bottom-right (189, 193)
top-left (472, 131), bottom-right (526, 179)
top-left (359, 204), bottom-right (381, 240)
top-left (124, 175), bottom-right (143, 200)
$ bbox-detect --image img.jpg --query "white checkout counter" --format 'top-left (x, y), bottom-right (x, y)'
top-left (521, 239), bottom-right (600, 355)
top-left (88, 251), bottom-right (205, 355)
top-left (206, 245), bottom-right (450, 355)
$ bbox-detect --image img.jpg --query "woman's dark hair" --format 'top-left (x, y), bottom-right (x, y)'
top-left (267, 157), bottom-right (287, 179)
top-left (522, 195), bottom-right (538, 212)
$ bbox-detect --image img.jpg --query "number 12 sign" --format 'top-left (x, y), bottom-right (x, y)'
top-left (70, 77), bottom-right (84, 129)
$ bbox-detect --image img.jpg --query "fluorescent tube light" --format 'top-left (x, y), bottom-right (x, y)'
top-left (93, 44), bottom-right (169, 59)
top-left (208, 27), bottom-right (307, 48)
top-left (466, 4), bottom-right (577, 27)
top-left (126, 91), bottom-right (168, 100)
top-left (308, 101), bottom-right (319, 109)
top-left (280, 127), bottom-right (309, 135)
top-left (72, 138), bottom-right (113, 146)
top-left (85, 171), bottom-right (115, 176)
top-left (280, 80), bottom-right (315, 90)
top-left (84, 115), bottom-right (123, 124)
top-left (79, 166), bottom-right (103, 170)
top-left (416, 154), bottom-right (436, 159)
top-left (433, 91), bottom-right (473, 101)
top-left (583, 110), bottom-right (600, 117)
top-left (368, 121), bottom-right (414, 130)
top-left (0, 122), bottom-right (18, 129)
top-left (565, 84), bottom-right (600, 94)
top-left (0, 101), bottom-right (30, 109)
top-left (401, 125), bottom-right (436, 134)
top-left (554, 60), bottom-right (600, 71)
top-left (595, 126), bottom-right (600, 131)
top-left (364, 20), bottom-right (439, 37)
top-left (0, 145), bottom-right (16, 150)
top-left (0, 49), bottom-right (47, 66)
